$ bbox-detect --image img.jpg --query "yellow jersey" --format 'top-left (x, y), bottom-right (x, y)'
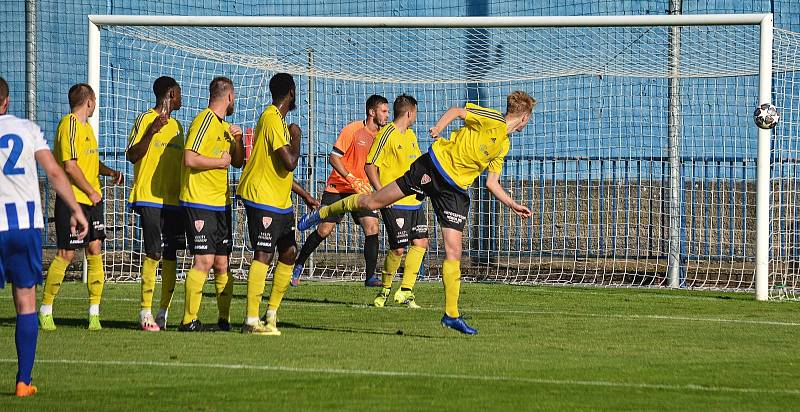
top-left (126, 109), bottom-right (185, 208)
top-left (54, 113), bottom-right (101, 205)
top-left (179, 108), bottom-right (234, 210)
top-left (366, 122), bottom-right (421, 208)
top-left (429, 103), bottom-right (510, 192)
top-left (236, 105), bottom-right (293, 213)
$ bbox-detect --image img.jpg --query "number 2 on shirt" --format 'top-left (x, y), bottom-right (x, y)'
top-left (0, 134), bottom-right (25, 175)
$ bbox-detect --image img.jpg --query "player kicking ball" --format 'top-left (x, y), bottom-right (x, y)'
top-left (365, 95), bottom-right (429, 309)
top-left (0, 76), bottom-right (89, 396)
top-left (299, 91), bottom-right (537, 334)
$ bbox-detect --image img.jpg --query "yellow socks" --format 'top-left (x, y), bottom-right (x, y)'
top-left (140, 257), bottom-right (158, 310)
top-left (215, 272), bottom-right (233, 321)
top-left (246, 260), bottom-right (269, 320)
top-left (42, 255), bottom-right (70, 305)
top-left (381, 251), bottom-right (403, 289)
top-left (267, 262), bottom-right (293, 311)
top-left (320, 194), bottom-right (362, 219)
top-left (86, 254), bottom-right (105, 306)
top-left (442, 259), bottom-right (461, 318)
top-left (402, 245), bottom-right (426, 290)
top-left (182, 268), bottom-right (207, 324)
top-left (159, 259), bottom-right (177, 311)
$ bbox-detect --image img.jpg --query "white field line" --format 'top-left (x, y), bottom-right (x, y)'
top-left (1, 295), bottom-right (797, 326)
top-left (0, 358), bottom-right (797, 396)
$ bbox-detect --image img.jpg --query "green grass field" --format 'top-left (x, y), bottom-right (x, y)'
top-left (2, 281), bottom-right (799, 411)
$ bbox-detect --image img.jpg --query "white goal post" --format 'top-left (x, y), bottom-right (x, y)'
top-left (86, 14), bottom-right (777, 300)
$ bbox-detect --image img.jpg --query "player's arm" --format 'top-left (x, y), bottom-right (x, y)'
top-left (292, 180), bottom-right (320, 209)
top-left (429, 107), bottom-right (467, 139)
top-left (37, 150), bottom-right (89, 239)
top-left (228, 124), bottom-right (245, 169)
top-left (63, 160), bottom-right (102, 204)
top-left (364, 163), bottom-right (382, 191)
top-left (275, 123), bottom-right (301, 171)
top-left (126, 114), bottom-right (166, 164)
top-left (485, 172), bottom-right (531, 219)
top-left (99, 161), bottom-right (124, 185)
top-left (184, 149), bottom-right (231, 170)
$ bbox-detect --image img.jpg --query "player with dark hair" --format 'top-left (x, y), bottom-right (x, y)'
top-left (290, 94), bottom-right (390, 288)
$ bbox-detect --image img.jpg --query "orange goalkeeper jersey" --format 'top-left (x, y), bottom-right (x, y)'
top-left (324, 120), bottom-right (378, 194)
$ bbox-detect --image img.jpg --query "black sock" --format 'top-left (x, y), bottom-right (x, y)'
top-left (364, 234), bottom-right (379, 278)
top-left (296, 231), bottom-right (325, 266)
top-left (401, 287), bottom-right (412, 292)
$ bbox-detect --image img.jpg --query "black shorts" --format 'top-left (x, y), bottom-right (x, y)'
top-left (134, 206), bottom-right (186, 257)
top-left (380, 206), bottom-right (428, 250)
top-left (184, 206), bottom-right (232, 256)
top-left (55, 196), bottom-right (106, 250)
top-left (395, 152), bottom-right (471, 232)
top-left (244, 205), bottom-right (296, 253)
top-left (320, 191), bottom-right (379, 224)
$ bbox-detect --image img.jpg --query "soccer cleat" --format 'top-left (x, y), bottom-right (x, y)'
top-left (373, 287), bottom-right (391, 307)
top-left (15, 382), bottom-right (38, 397)
top-left (217, 318), bottom-right (231, 332)
top-left (38, 313), bottom-right (56, 331)
top-left (155, 311), bottom-right (168, 330)
top-left (241, 320), bottom-right (281, 336)
top-left (297, 209), bottom-right (321, 231)
top-left (441, 314), bottom-right (478, 335)
top-left (88, 314), bottom-right (102, 331)
top-left (364, 275), bottom-right (383, 287)
top-left (290, 263), bottom-right (304, 287)
top-left (140, 313), bottom-right (160, 332)
top-left (263, 313), bottom-right (281, 336)
top-left (178, 319), bottom-right (205, 332)
top-left (394, 290), bottom-right (421, 309)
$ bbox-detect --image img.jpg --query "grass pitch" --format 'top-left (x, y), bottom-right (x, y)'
top-left (2, 281), bottom-right (799, 411)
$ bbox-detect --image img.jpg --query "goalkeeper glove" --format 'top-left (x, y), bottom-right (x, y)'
top-left (345, 173), bottom-right (373, 194)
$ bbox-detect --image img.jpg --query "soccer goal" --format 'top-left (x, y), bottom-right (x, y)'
top-left (85, 14), bottom-right (800, 300)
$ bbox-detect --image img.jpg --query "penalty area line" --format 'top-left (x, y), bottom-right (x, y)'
top-left (0, 358), bottom-right (797, 396)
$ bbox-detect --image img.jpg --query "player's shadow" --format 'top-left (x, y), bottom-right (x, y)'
top-left (0, 316), bottom-right (141, 330)
top-left (198, 292), bottom-right (354, 307)
top-left (277, 321), bottom-right (443, 339)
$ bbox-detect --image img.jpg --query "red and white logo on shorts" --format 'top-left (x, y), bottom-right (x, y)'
top-left (262, 216), bottom-right (272, 229)
top-left (420, 174), bottom-right (431, 185)
top-left (194, 220), bottom-right (205, 232)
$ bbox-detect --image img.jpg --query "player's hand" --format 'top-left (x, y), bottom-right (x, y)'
top-left (218, 152), bottom-right (232, 168)
top-left (110, 170), bottom-right (124, 185)
top-left (229, 124), bottom-right (244, 141)
top-left (303, 196), bottom-right (321, 209)
top-left (511, 203), bottom-right (532, 219)
top-left (429, 126), bottom-right (441, 139)
top-left (288, 123), bottom-right (302, 142)
top-left (70, 208), bottom-right (90, 240)
top-left (149, 115), bottom-right (168, 135)
top-left (88, 190), bottom-right (102, 206)
top-left (345, 173), bottom-right (373, 194)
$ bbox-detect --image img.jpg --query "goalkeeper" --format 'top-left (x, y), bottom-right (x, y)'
top-left (291, 95), bottom-right (390, 287)
top-left (299, 91), bottom-right (537, 334)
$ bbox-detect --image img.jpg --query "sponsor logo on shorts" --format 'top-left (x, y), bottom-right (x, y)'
top-left (93, 221), bottom-right (105, 231)
top-left (443, 211), bottom-right (466, 225)
top-left (194, 220), bottom-right (205, 232)
top-left (396, 218), bottom-right (405, 228)
top-left (420, 174), bottom-right (431, 185)
top-left (413, 224), bottom-right (428, 233)
top-left (262, 216), bottom-right (272, 229)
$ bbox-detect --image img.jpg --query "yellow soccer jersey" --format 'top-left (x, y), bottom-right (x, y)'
top-left (179, 108), bottom-right (234, 210)
top-left (429, 102), bottom-right (510, 191)
top-left (366, 122), bottom-right (421, 208)
top-left (126, 109), bottom-right (185, 208)
top-left (54, 113), bottom-right (101, 205)
top-left (236, 105), bottom-right (293, 212)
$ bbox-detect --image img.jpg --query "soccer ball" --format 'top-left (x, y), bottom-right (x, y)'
top-left (754, 103), bottom-right (780, 129)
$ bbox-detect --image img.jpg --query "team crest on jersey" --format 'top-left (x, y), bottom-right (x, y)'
top-left (420, 174), bottom-right (431, 185)
top-left (194, 220), bottom-right (205, 232)
top-left (396, 218), bottom-right (405, 228)
top-left (262, 216), bottom-right (272, 229)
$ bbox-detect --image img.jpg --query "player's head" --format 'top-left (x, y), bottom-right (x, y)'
top-left (269, 73), bottom-right (296, 111)
top-left (366, 94), bottom-right (389, 127)
top-left (209, 76), bottom-right (235, 116)
top-left (505, 91), bottom-right (537, 133)
top-left (0, 76), bottom-right (8, 115)
top-left (393, 94), bottom-right (417, 125)
top-left (153, 76), bottom-right (181, 112)
top-left (68, 83), bottom-right (96, 116)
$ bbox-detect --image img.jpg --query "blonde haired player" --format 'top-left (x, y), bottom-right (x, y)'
top-left (299, 91), bottom-right (537, 334)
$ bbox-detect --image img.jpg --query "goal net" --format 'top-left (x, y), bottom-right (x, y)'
top-left (87, 15), bottom-right (800, 299)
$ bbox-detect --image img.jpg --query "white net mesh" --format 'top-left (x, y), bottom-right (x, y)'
top-left (93, 20), bottom-right (800, 297)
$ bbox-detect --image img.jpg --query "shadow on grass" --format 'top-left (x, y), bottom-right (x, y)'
top-left (198, 292), bottom-right (356, 307)
top-left (0, 317), bottom-right (140, 330)
top-left (277, 321), bottom-right (443, 339)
